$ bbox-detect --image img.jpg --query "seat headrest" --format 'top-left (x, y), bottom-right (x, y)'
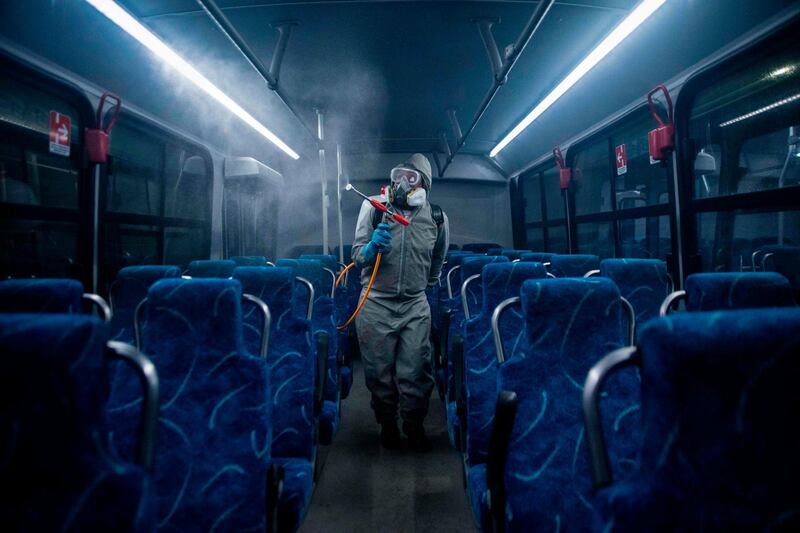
top-left (186, 260), bottom-right (236, 278)
top-left (0, 279), bottom-right (83, 313)
top-left (233, 266), bottom-right (295, 321)
top-left (299, 254), bottom-right (337, 271)
top-left (549, 254), bottom-right (601, 277)
top-left (481, 262), bottom-right (547, 315)
top-left (685, 272), bottom-right (795, 311)
top-left (461, 255), bottom-right (509, 280)
top-left (230, 256), bottom-right (268, 267)
top-left (117, 265), bottom-right (181, 285)
top-left (520, 252), bottom-right (555, 264)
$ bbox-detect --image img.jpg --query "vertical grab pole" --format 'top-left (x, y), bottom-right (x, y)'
top-left (336, 143), bottom-right (345, 264)
top-left (554, 147), bottom-right (573, 253)
top-left (317, 110), bottom-right (329, 254)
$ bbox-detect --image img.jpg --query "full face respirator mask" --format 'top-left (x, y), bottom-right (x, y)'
top-left (389, 166), bottom-right (427, 208)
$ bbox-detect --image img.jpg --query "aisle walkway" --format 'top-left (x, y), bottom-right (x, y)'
top-left (300, 363), bottom-right (475, 532)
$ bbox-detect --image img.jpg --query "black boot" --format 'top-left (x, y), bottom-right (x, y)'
top-left (403, 421), bottom-right (432, 453)
top-left (380, 420), bottom-right (403, 449)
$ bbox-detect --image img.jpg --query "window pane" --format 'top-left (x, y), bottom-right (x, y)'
top-left (164, 150), bottom-right (210, 220)
top-left (522, 172), bottom-right (542, 224)
top-left (526, 226), bottom-right (544, 251)
top-left (0, 219), bottom-right (79, 278)
top-left (108, 123), bottom-right (163, 216)
top-left (611, 113), bottom-right (670, 209)
top-left (546, 224), bottom-right (568, 254)
top-left (542, 165), bottom-right (564, 221)
top-left (689, 39), bottom-right (800, 198)
top-left (573, 139), bottom-right (612, 215)
top-left (164, 227), bottom-right (206, 268)
top-left (0, 77), bottom-right (81, 209)
top-left (697, 210), bottom-right (800, 272)
top-left (619, 215), bottom-right (671, 260)
top-left (577, 222), bottom-right (615, 258)
top-left (103, 223), bottom-right (159, 279)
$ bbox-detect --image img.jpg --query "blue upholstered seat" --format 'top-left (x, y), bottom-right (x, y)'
top-left (519, 252), bottom-right (555, 264)
top-left (600, 259), bottom-right (671, 329)
top-left (108, 278), bottom-right (273, 531)
top-left (276, 258), bottom-right (340, 445)
top-left (549, 254), bottom-right (601, 277)
top-left (461, 242), bottom-right (501, 254)
top-left (0, 278), bottom-right (83, 313)
top-left (108, 266), bottom-right (181, 344)
top-left (231, 267), bottom-right (316, 532)
top-left (231, 255), bottom-right (269, 266)
top-left (0, 314), bottom-right (154, 532)
top-left (485, 277), bottom-right (639, 531)
top-left (486, 247), bottom-right (503, 256)
top-left (684, 272), bottom-right (796, 310)
top-left (185, 259), bottom-right (236, 278)
top-left (463, 262), bottom-right (547, 467)
top-left (595, 309), bottom-right (800, 531)
top-left (444, 255), bottom-right (509, 449)
top-left (498, 249), bottom-right (529, 261)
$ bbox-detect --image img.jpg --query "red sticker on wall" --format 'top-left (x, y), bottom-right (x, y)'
top-left (49, 111), bottom-right (71, 157)
top-left (615, 144), bottom-right (627, 176)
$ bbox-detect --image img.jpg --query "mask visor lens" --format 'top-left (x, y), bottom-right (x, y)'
top-left (390, 167), bottom-right (421, 186)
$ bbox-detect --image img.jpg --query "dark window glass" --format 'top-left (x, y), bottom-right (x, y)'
top-left (0, 219), bottom-right (79, 278)
top-left (697, 210), bottom-right (799, 272)
top-left (164, 227), bottom-right (205, 268)
top-left (164, 152), bottom-right (210, 220)
top-left (619, 215), bottom-right (671, 260)
top-left (108, 123), bottom-right (163, 216)
top-left (577, 222), bottom-right (615, 258)
top-left (526, 227), bottom-right (544, 251)
top-left (611, 113), bottom-right (670, 209)
top-left (546, 224), bottom-right (568, 254)
top-left (542, 165), bottom-right (564, 221)
top-left (0, 78), bottom-right (81, 209)
top-left (573, 139), bottom-right (612, 215)
top-left (522, 172), bottom-right (542, 224)
top-left (689, 40), bottom-right (800, 198)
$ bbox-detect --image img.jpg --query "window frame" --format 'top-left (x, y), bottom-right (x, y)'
top-left (517, 159), bottom-right (571, 253)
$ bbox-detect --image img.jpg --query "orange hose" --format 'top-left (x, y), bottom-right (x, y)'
top-left (335, 262), bottom-right (355, 288)
top-left (336, 253), bottom-right (381, 331)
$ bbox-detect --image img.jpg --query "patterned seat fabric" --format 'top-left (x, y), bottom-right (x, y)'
top-left (0, 278), bottom-right (83, 313)
top-left (276, 258), bottom-right (340, 445)
top-left (230, 256), bottom-right (269, 266)
top-left (461, 242), bottom-right (501, 254)
top-left (108, 266), bottom-right (181, 343)
top-left (684, 272), bottom-right (796, 310)
top-left (444, 255), bottom-right (509, 449)
top-left (600, 259), bottom-right (671, 330)
top-left (595, 309), bottom-right (800, 531)
top-left (464, 262), bottom-right (547, 467)
top-left (0, 314), bottom-right (154, 532)
top-left (519, 252), bottom-right (554, 264)
top-left (493, 278), bottom-right (640, 531)
top-left (185, 259), bottom-right (236, 278)
top-left (108, 278), bottom-right (272, 532)
top-left (549, 254), bottom-right (601, 277)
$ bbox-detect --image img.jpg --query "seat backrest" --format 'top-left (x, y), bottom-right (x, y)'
top-left (185, 259), bottom-right (236, 278)
top-left (0, 314), bottom-right (153, 531)
top-left (601, 259), bottom-right (671, 326)
top-left (109, 266), bottom-right (181, 343)
top-left (231, 255), bottom-right (268, 266)
top-left (461, 242), bottom-right (501, 254)
top-left (519, 252), bottom-right (555, 264)
top-left (459, 256), bottom-right (511, 318)
top-left (463, 261), bottom-right (546, 465)
top-left (233, 267), bottom-right (315, 460)
top-left (685, 272), bottom-right (795, 311)
top-left (134, 278), bottom-right (271, 531)
top-left (549, 254), bottom-right (601, 277)
top-left (486, 247), bottom-right (503, 256)
top-left (499, 277), bottom-right (637, 530)
top-left (499, 249), bottom-right (529, 261)
top-left (616, 310), bottom-right (800, 530)
top-left (299, 254), bottom-right (338, 272)
top-left (0, 278), bottom-right (83, 313)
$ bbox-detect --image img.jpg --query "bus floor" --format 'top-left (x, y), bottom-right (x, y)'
top-left (300, 361), bottom-right (476, 532)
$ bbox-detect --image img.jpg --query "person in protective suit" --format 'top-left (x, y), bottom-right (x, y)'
top-left (352, 153), bottom-right (449, 451)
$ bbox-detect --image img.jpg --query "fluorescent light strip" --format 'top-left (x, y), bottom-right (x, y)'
top-left (719, 93), bottom-right (800, 127)
top-left (85, 0), bottom-right (300, 160)
top-left (490, 0), bottom-right (668, 158)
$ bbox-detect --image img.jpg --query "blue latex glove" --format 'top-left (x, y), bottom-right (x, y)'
top-left (362, 223), bottom-right (392, 262)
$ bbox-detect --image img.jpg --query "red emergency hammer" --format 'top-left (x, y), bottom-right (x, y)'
top-left (345, 184), bottom-right (411, 226)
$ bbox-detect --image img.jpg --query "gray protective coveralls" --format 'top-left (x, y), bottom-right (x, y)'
top-left (352, 163), bottom-right (449, 424)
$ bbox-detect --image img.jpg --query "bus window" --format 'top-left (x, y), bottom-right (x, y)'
top-left (611, 113), bottom-right (669, 209)
top-left (572, 138), bottom-right (612, 215)
top-left (0, 70), bottom-right (88, 280)
top-left (576, 222), bottom-right (615, 258)
top-left (542, 165), bottom-right (564, 222)
top-left (618, 215), bottom-right (671, 260)
top-left (108, 123), bottom-right (163, 216)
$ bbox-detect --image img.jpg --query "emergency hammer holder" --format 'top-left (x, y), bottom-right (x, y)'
top-left (647, 84), bottom-right (674, 161)
top-left (86, 92), bottom-right (121, 164)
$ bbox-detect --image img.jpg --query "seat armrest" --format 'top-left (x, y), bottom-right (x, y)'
top-left (315, 332), bottom-right (329, 413)
top-left (267, 462), bottom-right (285, 533)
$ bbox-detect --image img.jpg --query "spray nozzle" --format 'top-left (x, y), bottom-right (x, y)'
top-left (345, 183), bottom-right (410, 226)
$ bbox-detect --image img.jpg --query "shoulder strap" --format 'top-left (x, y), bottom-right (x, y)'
top-left (430, 204), bottom-right (444, 227)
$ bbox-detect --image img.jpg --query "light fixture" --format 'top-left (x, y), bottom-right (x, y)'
top-left (84, 0), bottom-right (300, 160)
top-left (719, 93), bottom-right (800, 127)
top-left (490, 0), bottom-right (668, 158)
